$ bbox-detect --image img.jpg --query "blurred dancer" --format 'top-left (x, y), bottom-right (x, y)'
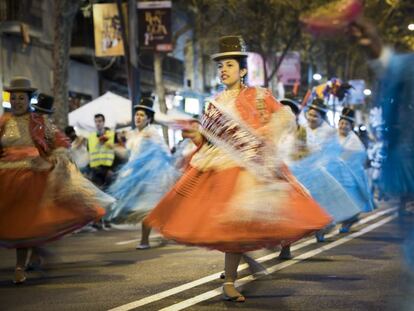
top-left (31, 93), bottom-right (54, 116)
top-left (303, 98), bottom-right (337, 152)
top-left (0, 77), bottom-right (106, 284)
top-left (108, 98), bottom-right (179, 249)
top-left (64, 126), bottom-right (89, 175)
top-left (172, 118), bottom-right (199, 173)
top-left (349, 17), bottom-right (414, 213)
top-left (145, 36), bottom-right (331, 302)
top-left (285, 100), bottom-right (361, 242)
top-left (337, 107), bottom-right (374, 232)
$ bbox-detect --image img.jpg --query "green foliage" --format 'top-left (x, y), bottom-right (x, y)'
top-left (174, 0), bottom-right (414, 87)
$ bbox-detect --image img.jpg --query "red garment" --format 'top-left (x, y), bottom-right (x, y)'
top-left (0, 113), bottom-right (104, 249)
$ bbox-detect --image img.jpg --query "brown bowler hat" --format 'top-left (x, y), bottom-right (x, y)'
top-left (4, 76), bottom-right (37, 92)
top-left (211, 35), bottom-right (249, 61)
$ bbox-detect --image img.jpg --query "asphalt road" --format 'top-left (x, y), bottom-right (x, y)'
top-left (1, 201), bottom-right (414, 311)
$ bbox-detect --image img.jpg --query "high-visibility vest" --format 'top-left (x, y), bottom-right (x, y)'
top-left (88, 130), bottom-right (115, 167)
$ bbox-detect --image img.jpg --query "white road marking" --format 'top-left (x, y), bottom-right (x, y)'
top-left (108, 207), bottom-right (396, 311)
top-left (159, 213), bottom-right (397, 311)
top-left (116, 239), bottom-right (140, 246)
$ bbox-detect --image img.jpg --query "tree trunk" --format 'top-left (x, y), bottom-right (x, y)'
top-left (154, 52), bottom-right (169, 144)
top-left (52, 0), bottom-right (81, 129)
top-left (260, 52), bottom-right (269, 88)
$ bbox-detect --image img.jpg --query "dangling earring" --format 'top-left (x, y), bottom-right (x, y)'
top-left (240, 75), bottom-right (245, 87)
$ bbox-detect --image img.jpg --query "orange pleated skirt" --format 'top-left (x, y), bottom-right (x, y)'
top-left (146, 166), bottom-right (331, 253)
top-left (0, 168), bottom-right (105, 248)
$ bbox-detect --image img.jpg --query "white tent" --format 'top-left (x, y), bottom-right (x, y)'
top-left (69, 91), bottom-right (132, 133)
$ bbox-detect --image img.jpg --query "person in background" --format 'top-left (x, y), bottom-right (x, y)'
top-left (172, 117), bottom-right (199, 173)
top-left (64, 126), bottom-right (89, 175)
top-left (285, 100), bottom-right (361, 243)
top-left (346, 18), bottom-right (414, 291)
top-left (337, 107), bottom-right (374, 232)
top-left (0, 77), bottom-right (105, 284)
top-left (304, 98), bottom-right (337, 153)
top-left (112, 130), bottom-right (129, 171)
top-left (348, 17), bottom-right (414, 215)
top-left (31, 93), bottom-right (54, 116)
top-left (109, 97), bottom-right (179, 249)
top-left (87, 113), bottom-right (115, 189)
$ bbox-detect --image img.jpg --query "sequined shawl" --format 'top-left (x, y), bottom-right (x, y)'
top-left (0, 112), bottom-right (70, 158)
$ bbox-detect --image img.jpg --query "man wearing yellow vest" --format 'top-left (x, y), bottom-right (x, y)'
top-left (88, 113), bottom-right (115, 189)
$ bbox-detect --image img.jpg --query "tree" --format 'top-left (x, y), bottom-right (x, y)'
top-left (174, 0), bottom-right (325, 90)
top-left (52, 0), bottom-right (82, 129)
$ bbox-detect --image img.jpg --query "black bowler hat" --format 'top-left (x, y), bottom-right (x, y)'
top-left (211, 35), bottom-right (249, 61)
top-left (31, 93), bottom-right (54, 114)
top-left (280, 98), bottom-right (300, 116)
top-left (339, 107), bottom-right (356, 123)
top-left (133, 97), bottom-right (155, 113)
top-left (307, 98), bottom-right (328, 114)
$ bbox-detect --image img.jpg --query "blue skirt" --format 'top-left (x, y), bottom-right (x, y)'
top-left (290, 162), bottom-right (360, 223)
top-left (108, 138), bottom-right (180, 222)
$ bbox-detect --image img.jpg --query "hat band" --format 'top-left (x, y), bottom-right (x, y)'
top-left (308, 104), bottom-right (328, 113)
top-left (31, 104), bottom-right (54, 113)
top-left (340, 115), bottom-right (355, 122)
top-left (134, 105), bottom-right (155, 112)
top-left (211, 51), bottom-right (249, 60)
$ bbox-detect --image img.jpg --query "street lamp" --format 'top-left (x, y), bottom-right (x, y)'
top-left (313, 73), bottom-right (322, 81)
top-left (363, 88), bottom-right (372, 96)
top-left (408, 24), bottom-right (414, 31)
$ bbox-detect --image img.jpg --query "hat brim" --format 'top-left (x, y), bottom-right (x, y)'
top-left (339, 115), bottom-right (355, 123)
top-left (280, 99), bottom-right (300, 115)
top-left (4, 86), bottom-right (37, 92)
top-left (307, 104), bottom-right (328, 113)
top-left (133, 105), bottom-right (155, 113)
top-left (211, 52), bottom-right (249, 61)
top-left (31, 104), bottom-right (54, 114)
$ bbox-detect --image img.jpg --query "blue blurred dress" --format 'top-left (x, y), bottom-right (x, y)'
top-left (337, 132), bottom-right (374, 213)
top-left (108, 126), bottom-right (179, 222)
top-left (371, 49), bottom-right (414, 273)
top-left (374, 51), bottom-right (414, 196)
top-left (289, 122), bottom-right (361, 222)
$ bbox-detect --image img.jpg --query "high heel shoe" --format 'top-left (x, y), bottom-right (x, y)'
top-left (222, 282), bottom-right (245, 302)
top-left (13, 267), bottom-right (26, 284)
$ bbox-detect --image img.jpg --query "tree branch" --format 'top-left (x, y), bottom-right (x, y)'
top-left (267, 27), bottom-right (300, 82)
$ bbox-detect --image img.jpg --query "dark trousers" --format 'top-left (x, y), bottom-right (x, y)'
top-left (90, 165), bottom-right (113, 190)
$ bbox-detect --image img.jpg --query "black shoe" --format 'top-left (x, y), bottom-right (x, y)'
top-left (92, 222), bottom-right (103, 230)
top-left (278, 246), bottom-right (293, 260)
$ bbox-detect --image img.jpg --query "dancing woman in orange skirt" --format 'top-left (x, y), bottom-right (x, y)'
top-left (0, 77), bottom-right (106, 284)
top-left (145, 36), bottom-right (331, 302)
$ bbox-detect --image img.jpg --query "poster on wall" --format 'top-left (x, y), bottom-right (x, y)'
top-left (276, 51), bottom-right (301, 86)
top-left (138, 1), bottom-right (172, 52)
top-left (93, 3), bottom-right (126, 57)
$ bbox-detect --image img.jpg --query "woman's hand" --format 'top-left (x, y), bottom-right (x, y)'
top-left (348, 17), bottom-right (383, 59)
top-left (182, 129), bottom-right (204, 146)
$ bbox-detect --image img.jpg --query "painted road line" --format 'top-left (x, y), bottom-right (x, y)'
top-left (116, 239), bottom-right (140, 246)
top-left (159, 213), bottom-right (397, 311)
top-left (108, 207), bottom-right (395, 311)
